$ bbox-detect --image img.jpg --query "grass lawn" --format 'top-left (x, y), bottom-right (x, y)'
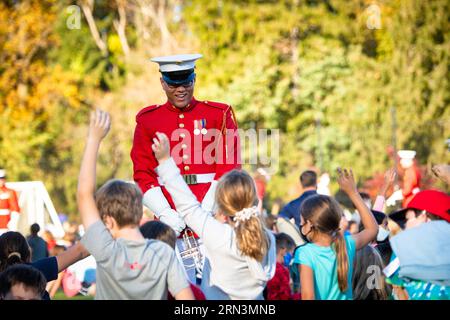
top-left (52, 290), bottom-right (94, 300)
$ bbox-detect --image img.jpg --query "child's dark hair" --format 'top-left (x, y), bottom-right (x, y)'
top-left (30, 223), bottom-right (40, 236)
top-left (140, 221), bottom-right (177, 249)
top-left (95, 180), bottom-right (143, 228)
top-left (300, 170), bottom-right (317, 188)
top-left (0, 264), bottom-right (47, 299)
top-left (275, 233), bottom-right (295, 253)
top-left (264, 213), bottom-right (277, 231)
top-left (406, 209), bottom-right (443, 223)
top-left (352, 245), bottom-right (390, 300)
top-left (300, 194), bottom-right (349, 292)
top-left (0, 232), bottom-right (31, 272)
top-left (359, 192), bottom-right (371, 202)
top-left (348, 220), bottom-right (357, 229)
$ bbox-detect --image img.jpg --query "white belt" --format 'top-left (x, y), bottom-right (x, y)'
top-left (0, 209), bottom-right (10, 215)
top-left (158, 173), bottom-right (215, 186)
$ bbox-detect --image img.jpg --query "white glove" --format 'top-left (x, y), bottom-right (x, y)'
top-left (158, 208), bottom-right (186, 236)
top-left (7, 211), bottom-right (20, 231)
top-left (143, 187), bottom-right (185, 236)
top-left (201, 180), bottom-right (218, 216)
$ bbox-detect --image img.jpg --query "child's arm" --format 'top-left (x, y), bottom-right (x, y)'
top-left (174, 287), bottom-right (195, 300)
top-left (373, 168), bottom-right (396, 211)
top-left (48, 272), bottom-right (64, 298)
top-left (77, 110), bottom-right (111, 230)
top-left (152, 132), bottom-right (229, 249)
top-left (55, 242), bottom-right (90, 273)
top-left (299, 265), bottom-right (315, 300)
top-left (337, 168), bottom-right (378, 250)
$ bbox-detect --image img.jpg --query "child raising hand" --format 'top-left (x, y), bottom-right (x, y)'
top-left (152, 132), bottom-right (276, 300)
top-left (295, 167), bottom-right (378, 300)
top-left (77, 112), bottom-right (193, 300)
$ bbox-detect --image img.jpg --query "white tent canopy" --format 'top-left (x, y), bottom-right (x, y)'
top-left (5, 181), bottom-right (65, 238)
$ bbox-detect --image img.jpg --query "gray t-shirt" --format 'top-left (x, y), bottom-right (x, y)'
top-left (81, 221), bottom-right (189, 300)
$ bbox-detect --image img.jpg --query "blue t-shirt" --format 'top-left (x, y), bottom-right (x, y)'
top-left (279, 190), bottom-right (317, 228)
top-left (30, 256), bottom-right (58, 300)
top-left (27, 236), bottom-right (49, 262)
top-left (294, 235), bottom-right (356, 300)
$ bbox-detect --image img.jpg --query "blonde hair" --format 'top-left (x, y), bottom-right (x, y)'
top-left (301, 195), bottom-right (349, 292)
top-left (216, 170), bottom-right (269, 261)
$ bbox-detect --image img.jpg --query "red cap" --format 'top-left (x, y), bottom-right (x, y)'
top-left (390, 190), bottom-right (450, 225)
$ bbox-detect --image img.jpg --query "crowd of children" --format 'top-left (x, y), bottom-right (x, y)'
top-left (0, 109), bottom-right (448, 300)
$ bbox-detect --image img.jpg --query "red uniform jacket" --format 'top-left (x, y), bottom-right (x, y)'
top-left (402, 165), bottom-right (421, 207)
top-left (0, 186), bottom-right (20, 229)
top-left (131, 97), bottom-right (241, 212)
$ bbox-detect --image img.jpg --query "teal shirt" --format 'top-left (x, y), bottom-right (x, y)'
top-left (294, 235), bottom-right (356, 300)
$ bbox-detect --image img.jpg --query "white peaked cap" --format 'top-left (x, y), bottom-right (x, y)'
top-left (398, 150), bottom-right (416, 159)
top-left (151, 53), bottom-right (203, 72)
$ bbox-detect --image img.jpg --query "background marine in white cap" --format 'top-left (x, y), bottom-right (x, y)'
top-left (0, 169), bottom-right (21, 235)
top-left (386, 150), bottom-right (421, 208)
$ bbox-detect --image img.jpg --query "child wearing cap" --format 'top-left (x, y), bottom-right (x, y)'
top-left (360, 168), bottom-right (396, 267)
top-left (370, 210), bottom-right (393, 267)
top-left (384, 190), bottom-right (450, 300)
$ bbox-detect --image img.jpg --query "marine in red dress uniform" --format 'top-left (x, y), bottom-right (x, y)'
top-left (0, 169), bottom-right (20, 233)
top-left (131, 54), bottom-right (241, 237)
top-left (398, 150), bottom-right (421, 207)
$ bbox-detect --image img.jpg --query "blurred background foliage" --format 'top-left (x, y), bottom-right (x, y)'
top-left (0, 0), bottom-right (448, 219)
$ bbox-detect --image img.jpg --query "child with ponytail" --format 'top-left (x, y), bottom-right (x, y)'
top-left (295, 168), bottom-right (378, 300)
top-left (152, 132), bottom-right (276, 300)
top-left (0, 231), bottom-right (90, 300)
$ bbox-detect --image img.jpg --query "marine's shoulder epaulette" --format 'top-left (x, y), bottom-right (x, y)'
top-left (136, 104), bottom-right (162, 119)
top-left (202, 100), bottom-right (230, 110)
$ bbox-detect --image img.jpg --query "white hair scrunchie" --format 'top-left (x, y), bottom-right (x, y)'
top-left (233, 206), bottom-right (259, 227)
top-left (7, 252), bottom-right (21, 260)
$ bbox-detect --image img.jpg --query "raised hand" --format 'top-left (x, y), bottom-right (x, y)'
top-left (78, 109), bottom-right (112, 229)
top-left (337, 167), bottom-right (357, 195)
top-left (380, 168), bottom-right (396, 196)
top-left (151, 132), bottom-right (170, 163)
top-left (88, 109), bottom-right (111, 142)
top-left (337, 167), bottom-right (378, 249)
top-left (432, 164), bottom-right (450, 185)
